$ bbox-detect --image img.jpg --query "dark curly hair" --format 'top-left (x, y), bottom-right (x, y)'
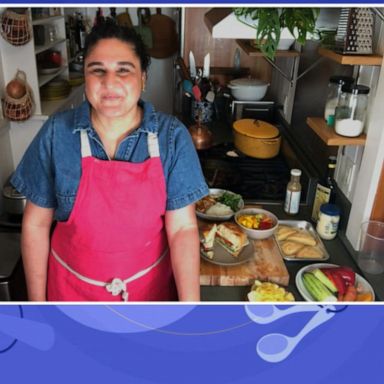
top-left (83, 19), bottom-right (151, 72)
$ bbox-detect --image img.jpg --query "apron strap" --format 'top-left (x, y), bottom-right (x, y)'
top-left (80, 130), bottom-right (92, 158)
top-left (51, 247), bottom-right (168, 301)
top-left (147, 132), bottom-right (160, 158)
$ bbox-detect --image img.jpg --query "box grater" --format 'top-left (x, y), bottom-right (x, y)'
top-left (335, 8), bottom-right (374, 55)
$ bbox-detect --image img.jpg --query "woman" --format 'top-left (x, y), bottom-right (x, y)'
top-left (11, 21), bottom-right (209, 301)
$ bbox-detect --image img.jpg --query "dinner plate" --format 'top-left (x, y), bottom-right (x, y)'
top-left (200, 239), bottom-right (254, 266)
top-left (38, 66), bottom-right (61, 75)
top-left (296, 263), bottom-right (375, 302)
top-left (196, 188), bottom-right (244, 221)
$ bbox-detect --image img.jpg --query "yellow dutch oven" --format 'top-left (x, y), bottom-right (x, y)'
top-left (233, 119), bottom-right (281, 159)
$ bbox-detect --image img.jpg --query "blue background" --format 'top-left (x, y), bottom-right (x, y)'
top-left (1, 304), bottom-right (384, 382)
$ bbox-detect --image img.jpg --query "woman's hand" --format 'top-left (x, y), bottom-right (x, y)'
top-left (165, 204), bottom-right (200, 301)
top-left (21, 201), bottom-right (54, 301)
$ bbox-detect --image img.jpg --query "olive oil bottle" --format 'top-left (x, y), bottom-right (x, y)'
top-left (311, 156), bottom-right (337, 222)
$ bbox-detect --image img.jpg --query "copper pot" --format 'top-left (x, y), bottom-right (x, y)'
top-left (188, 122), bottom-right (213, 150)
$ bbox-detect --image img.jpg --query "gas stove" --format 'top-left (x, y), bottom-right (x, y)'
top-left (198, 142), bottom-right (310, 203)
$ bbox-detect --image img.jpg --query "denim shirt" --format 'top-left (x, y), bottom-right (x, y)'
top-left (11, 100), bottom-right (209, 221)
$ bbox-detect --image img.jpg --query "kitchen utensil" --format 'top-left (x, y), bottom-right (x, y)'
top-left (233, 119), bottom-right (281, 159)
top-left (176, 56), bottom-right (192, 82)
top-left (116, 8), bottom-right (133, 28)
top-left (188, 120), bottom-right (213, 150)
top-left (358, 220), bottom-right (384, 274)
top-left (134, 8), bottom-right (152, 49)
top-left (146, 8), bottom-right (178, 58)
top-left (203, 53), bottom-right (210, 78)
top-left (245, 304), bottom-right (322, 324)
top-left (192, 84), bottom-right (202, 101)
top-left (182, 79), bottom-right (193, 94)
top-left (335, 8), bottom-right (373, 54)
top-left (205, 90), bottom-right (215, 103)
top-left (189, 51), bottom-right (196, 79)
top-left (0, 310), bottom-right (55, 351)
top-left (228, 78), bottom-right (269, 101)
top-left (256, 307), bottom-right (335, 363)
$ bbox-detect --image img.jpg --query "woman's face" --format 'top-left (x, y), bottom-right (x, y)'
top-left (84, 38), bottom-right (145, 119)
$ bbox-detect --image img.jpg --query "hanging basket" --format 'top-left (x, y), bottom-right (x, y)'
top-left (3, 70), bottom-right (34, 121)
top-left (0, 8), bottom-right (31, 46)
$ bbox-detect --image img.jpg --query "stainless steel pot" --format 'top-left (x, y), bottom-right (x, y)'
top-left (2, 185), bottom-right (26, 215)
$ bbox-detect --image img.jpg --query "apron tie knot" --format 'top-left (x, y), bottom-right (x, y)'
top-left (106, 278), bottom-right (128, 301)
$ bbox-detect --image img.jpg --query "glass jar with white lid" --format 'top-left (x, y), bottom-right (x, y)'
top-left (334, 84), bottom-right (370, 137)
top-left (324, 75), bottom-right (354, 127)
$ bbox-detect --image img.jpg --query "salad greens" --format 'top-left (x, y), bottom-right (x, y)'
top-left (218, 192), bottom-right (242, 212)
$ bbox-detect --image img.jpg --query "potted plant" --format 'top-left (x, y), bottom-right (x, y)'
top-left (234, 8), bottom-right (320, 60)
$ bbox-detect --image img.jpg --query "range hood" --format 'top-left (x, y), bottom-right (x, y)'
top-left (204, 8), bottom-right (256, 39)
top-left (204, 8), bottom-right (295, 41)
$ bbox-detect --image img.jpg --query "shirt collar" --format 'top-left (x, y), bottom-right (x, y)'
top-left (72, 99), bottom-right (159, 136)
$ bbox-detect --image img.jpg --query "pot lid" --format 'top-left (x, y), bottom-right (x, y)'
top-left (233, 119), bottom-right (279, 139)
top-left (230, 78), bottom-right (268, 87)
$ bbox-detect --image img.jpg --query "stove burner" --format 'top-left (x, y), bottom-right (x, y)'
top-left (198, 143), bottom-right (292, 201)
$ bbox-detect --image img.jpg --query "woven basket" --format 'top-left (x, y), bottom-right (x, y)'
top-left (1, 8), bottom-right (31, 46)
top-left (3, 70), bottom-right (33, 121)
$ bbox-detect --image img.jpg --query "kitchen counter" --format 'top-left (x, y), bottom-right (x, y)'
top-left (200, 203), bottom-right (381, 302)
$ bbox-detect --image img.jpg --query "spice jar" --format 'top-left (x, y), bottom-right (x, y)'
top-left (334, 84), bottom-right (370, 137)
top-left (324, 75), bottom-right (354, 126)
top-left (316, 203), bottom-right (340, 240)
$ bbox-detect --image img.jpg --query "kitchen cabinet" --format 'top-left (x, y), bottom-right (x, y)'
top-left (0, 7), bottom-right (82, 118)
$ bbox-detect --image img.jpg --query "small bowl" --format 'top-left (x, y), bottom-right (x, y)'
top-left (235, 208), bottom-right (278, 240)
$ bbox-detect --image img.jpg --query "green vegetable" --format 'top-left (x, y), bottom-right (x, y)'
top-left (311, 269), bottom-right (338, 293)
top-left (302, 272), bottom-right (337, 302)
top-left (217, 192), bottom-right (241, 212)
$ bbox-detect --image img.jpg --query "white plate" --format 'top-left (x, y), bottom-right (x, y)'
top-left (38, 66), bottom-right (61, 75)
top-left (200, 238), bottom-right (254, 266)
top-left (296, 263), bottom-right (375, 302)
top-left (196, 188), bottom-right (244, 221)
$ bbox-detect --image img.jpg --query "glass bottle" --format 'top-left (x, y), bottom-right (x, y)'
top-left (311, 156), bottom-right (337, 222)
top-left (334, 84), bottom-right (370, 137)
top-left (324, 76), bottom-right (354, 127)
top-left (284, 169), bottom-right (302, 215)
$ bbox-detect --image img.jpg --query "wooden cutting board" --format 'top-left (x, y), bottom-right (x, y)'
top-left (200, 236), bottom-right (289, 287)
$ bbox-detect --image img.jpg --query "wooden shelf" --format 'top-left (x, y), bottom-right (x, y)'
top-left (306, 117), bottom-right (366, 146)
top-left (35, 37), bottom-right (66, 54)
top-left (318, 47), bottom-right (383, 66)
top-left (236, 40), bottom-right (300, 58)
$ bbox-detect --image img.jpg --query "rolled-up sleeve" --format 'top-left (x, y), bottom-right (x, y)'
top-left (165, 118), bottom-right (209, 210)
top-left (10, 117), bottom-right (57, 209)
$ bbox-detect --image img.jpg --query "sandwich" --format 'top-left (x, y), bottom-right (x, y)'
top-left (216, 222), bottom-right (248, 257)
top-left (200, 224), bottom-right (217, 259)
top-left (196, 195), bottom-right (216, 213)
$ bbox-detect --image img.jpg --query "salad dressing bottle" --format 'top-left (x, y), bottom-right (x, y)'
top-left (284, 169), bottom-right (302, 215)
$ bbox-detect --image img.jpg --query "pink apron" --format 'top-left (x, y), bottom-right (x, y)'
top-left (47, 129), bottom-right (177, 301)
